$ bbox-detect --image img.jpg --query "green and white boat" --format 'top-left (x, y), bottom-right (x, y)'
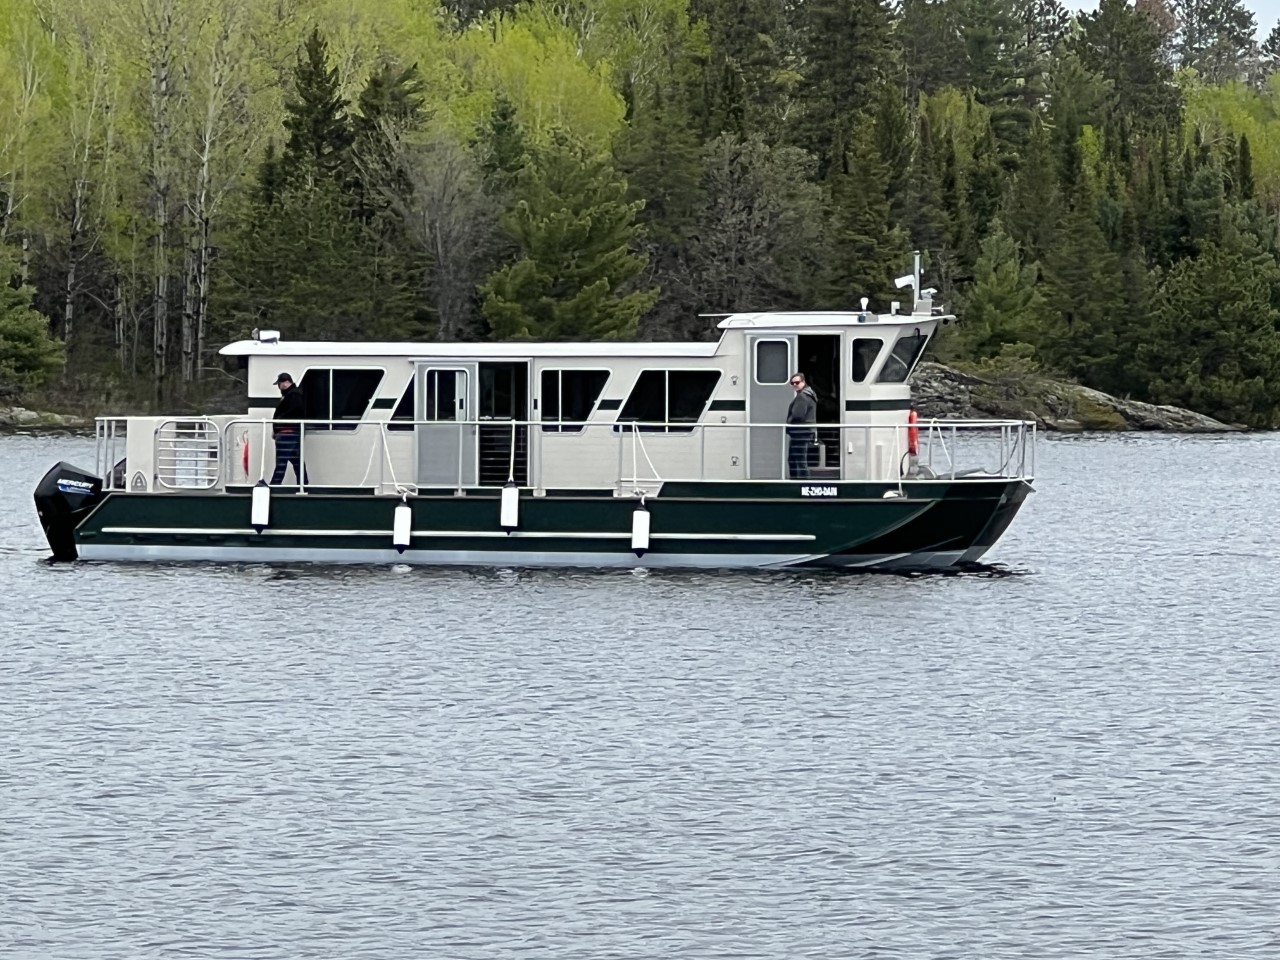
top-left (35, 288), bottom-right (1035, 570)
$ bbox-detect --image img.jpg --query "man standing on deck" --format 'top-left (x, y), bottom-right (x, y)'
top-left (786, 372), bottom-right (817, 479)
top-left (270, 372), bottom-right (310, 486)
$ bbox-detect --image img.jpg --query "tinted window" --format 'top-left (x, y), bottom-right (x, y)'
top-left (297, 368), bottom-right (384, 431)
top-left (755, 340), bottom-right (789, 384)
top-left (618, 370), bottom-right (721, 433)
top-left (618, 370), bottom-right (667, 430)
top-left (850, 338), bottom-right (883, 383)
top-left (877, 333), bottom-right (929, 383)
top-left (541, 369), bottom-right (609, 432)
top-left (389, 376), bottom-right (414, 431)
top-left (668, 371), bottom-right (721, 429)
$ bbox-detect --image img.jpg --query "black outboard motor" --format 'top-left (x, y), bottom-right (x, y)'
top-left (34, 462), bottom-right (104, 561)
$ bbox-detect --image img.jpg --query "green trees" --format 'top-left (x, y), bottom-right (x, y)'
top-left (0, 242), bottom-right (62, 392)
top-left (481, 133), bottom-right (657, 340)
top-left (0, 0), bottom-right (1278, 425)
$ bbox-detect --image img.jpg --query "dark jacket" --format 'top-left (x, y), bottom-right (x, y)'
top-left (786, 385), bottom-right (817, 436)
top-left (273, 385), bottom-right (306, 435)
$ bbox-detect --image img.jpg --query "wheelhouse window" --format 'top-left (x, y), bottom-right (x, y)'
top-left (618, 370), bottom-right (721, 432)
top-left (541, 369), bottom-right (609, 433)
top-left (850, 338), bottom-right (884, 383)
top-left (298, 368), bottom-right (385, 430)
top-left (754, 340), bottom-right (789, 384)
top-left (876, 332), bottom-right (929, 383)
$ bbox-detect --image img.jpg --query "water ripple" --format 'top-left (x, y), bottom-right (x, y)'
top-left (2, 431), bottom-right (1279, 958)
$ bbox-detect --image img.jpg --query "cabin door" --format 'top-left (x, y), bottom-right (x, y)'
top-left (414, 363), bottom-right (477, 487)
top-left (746, 335), bottom-right (798, 479)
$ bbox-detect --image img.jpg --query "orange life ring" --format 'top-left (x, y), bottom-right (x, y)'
top-left (907, 409), bottom-right (919, 456)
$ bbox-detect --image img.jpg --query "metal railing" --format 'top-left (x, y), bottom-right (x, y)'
top-left (95, 414), bottom-right (1036, 495)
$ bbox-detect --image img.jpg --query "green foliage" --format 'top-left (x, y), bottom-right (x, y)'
top-left (955, 222), bottom-right (1046, 359)
top-left (1, 0), bottom-right (1280, 429)
top-left (482, 132), bottom-right (658, 340)
top-left (0, 244), bottom-right (63, 391)
top-left (1137, 242), bottom-right (1280, 426)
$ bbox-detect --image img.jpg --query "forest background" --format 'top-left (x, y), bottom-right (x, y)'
top-left (3, 0), bottom-right (1280, 426)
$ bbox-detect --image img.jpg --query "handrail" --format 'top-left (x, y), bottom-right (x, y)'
top-left (96, 414), bottom-right (1036, 495)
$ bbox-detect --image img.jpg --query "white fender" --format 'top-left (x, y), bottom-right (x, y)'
top-left (500, 482), bottom-right (519, 531)
top-left (393, 498), bottom-right (412, 554)
top-left (631, 501), bottom-right (650, 557)
top-left (251, 480), bottom-right (270, 532)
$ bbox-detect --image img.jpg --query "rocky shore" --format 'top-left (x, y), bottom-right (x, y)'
top-left (911, 362), bottom-right (1240, 432)
top-left (0, 405), bottom-right (90, 429)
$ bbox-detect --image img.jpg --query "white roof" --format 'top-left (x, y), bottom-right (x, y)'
top-left (716, 310), bottom-right (947, 329)
top-left (220, 340), bottom-right (720, 358)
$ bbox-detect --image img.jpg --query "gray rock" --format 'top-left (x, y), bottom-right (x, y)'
top-left (910, 362), bottom-right (1241, 432)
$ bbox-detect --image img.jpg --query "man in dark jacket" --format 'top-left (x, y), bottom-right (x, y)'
top-left (786, 371), bottom-right (818, 479)
top-left (270, 372), bottom-right (310, 486)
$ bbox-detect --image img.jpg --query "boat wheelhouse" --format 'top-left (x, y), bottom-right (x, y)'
top-left (35, 296), bottom-right (1035, 570)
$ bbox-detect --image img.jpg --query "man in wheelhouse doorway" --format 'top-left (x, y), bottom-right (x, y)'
top-left (786, 371), bottom-right (818, 479)
top-left (270, 372), bottom-right (310, 487)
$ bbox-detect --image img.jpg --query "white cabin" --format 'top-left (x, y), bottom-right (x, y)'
top-left (100, 304), bottom-right (974, 495)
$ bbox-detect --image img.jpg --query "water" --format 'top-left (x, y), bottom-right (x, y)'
top-left (2, 430), bottom-right (1278, 959)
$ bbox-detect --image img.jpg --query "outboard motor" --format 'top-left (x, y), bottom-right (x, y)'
top-left (34, 462), bottom-right (104, 561)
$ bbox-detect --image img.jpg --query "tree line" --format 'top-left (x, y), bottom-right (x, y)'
top-left (3, 0), bottom-right (1280, 425)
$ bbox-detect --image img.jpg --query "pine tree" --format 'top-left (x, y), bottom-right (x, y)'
top-left (481, 132), bottom-right (658, 340)
top-left (956, 220), bottom-right (1046, 359)
top-left (0, 241), bottom-right (63, 391)
top-left (1137, 243), bottom-right (1280, 426)
top-left (789, 0), bottom-right (894, 177)
top-left (281, 29), bottom-right (354, 188)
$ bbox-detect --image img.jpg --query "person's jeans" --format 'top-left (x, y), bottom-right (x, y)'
top-left (270, 430), bottom-right (309, 486)
top-left (787, 433), bottom-right (812, 479)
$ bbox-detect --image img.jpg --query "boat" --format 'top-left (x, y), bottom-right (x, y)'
top-left (33, 282), bottom-right (1035, 570)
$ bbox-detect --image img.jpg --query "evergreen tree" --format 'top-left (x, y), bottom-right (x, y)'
top-left (823, 118), bottom-right (908, 307)
top-left (0, 241), bottom-right (62, 392)
top-left (1074, 0), bottom-right (1181, 131)
top-left (281, 29), bottom-right (354, 188)
top-left (1172, 0), bottom-right (1258, 83)
top-left (481, 132), bottom-right (658, 340)
top-left (956, 221), bottom-right (1046, 359)
top-left (690, 0), bottom-right (789, 140)
top-left (789, 0), bottom-right (894, 177)
top-left (1137, 243), bottom-right (1280, 426)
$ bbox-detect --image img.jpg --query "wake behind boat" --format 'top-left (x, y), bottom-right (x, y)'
top-left (33, 288), bottom-right (1034, 570)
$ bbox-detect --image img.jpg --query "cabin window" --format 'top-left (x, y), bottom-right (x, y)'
top-left (541, 369), bottom-right (609, 433)
top-left (877, 332), bottom-right (929, 383)
top-left (299, 368), bottom-right (385, 430)
top-left (388, 376), bottom-right (414, 431)
top-left (850, 338), bottom-right (884, 383)
top-left (755, 340), bottom-right (789, 384)
top-left (618, 370), bottom-right (721, 432)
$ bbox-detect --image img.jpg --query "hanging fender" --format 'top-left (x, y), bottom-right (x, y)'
top-left (907, 408), bottom-right (919, 456)
top-left (241, 431), bottom-right (250, 479)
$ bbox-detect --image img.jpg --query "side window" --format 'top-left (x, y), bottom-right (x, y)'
top-left (667, 371), bottom-right (721, 431)
top-left (297, 368), bottom-right (385, 430)
top-left (388, 376), bottom-right (414, 431)
top-left (541, 369), bottom-right (610, 433)
top-left (618, 370), bottom-right (721, 433)
top-left (755, 340), bottom-right (789, 384)
top-left (877, 332), bottom-right (929, 383)
top-left (850, 338), bottom-right (884, 383)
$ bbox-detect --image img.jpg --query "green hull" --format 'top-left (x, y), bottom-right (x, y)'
top-left (66, 479), bottom-right (1032, 570)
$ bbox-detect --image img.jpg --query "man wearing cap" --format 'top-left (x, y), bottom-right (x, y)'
top-left (270, 372), bottom-right (310, 486)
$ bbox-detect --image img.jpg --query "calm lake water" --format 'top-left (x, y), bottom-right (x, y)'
top-left (2, 430), bottom-right (1279, 959)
